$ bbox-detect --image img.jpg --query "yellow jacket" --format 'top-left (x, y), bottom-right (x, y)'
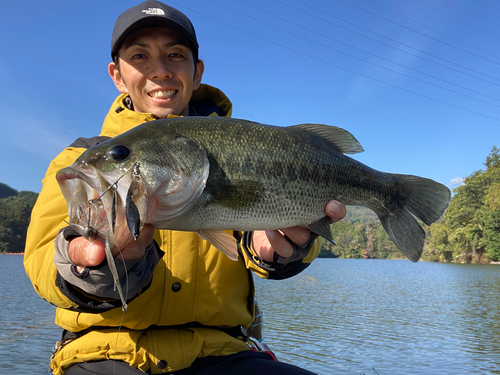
top-left (24, 84), bottom-right (320, 374)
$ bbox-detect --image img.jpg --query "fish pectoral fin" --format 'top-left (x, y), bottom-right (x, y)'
top-left (291, 124), bottom-right (364, 154)
top-left (205, 180), bottom-right (263, 209)
top-left (196, 229), bottom-right (240, 261)
top-left (307, 216), bottom-right (336, 244)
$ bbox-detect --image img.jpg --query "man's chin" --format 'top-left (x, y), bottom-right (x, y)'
top-left (151, 106), bottom-right (188, 119)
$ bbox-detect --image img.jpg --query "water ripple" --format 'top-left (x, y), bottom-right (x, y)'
top-left (2, 256), bottom-right (500, 374)
top-left (255, 259), bottom-right (500, 374)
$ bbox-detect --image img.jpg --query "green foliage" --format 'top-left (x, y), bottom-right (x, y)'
top-left (429, 146), bottom-right (500, 262)
top-left (0, 183), bottom-right (18, 198)
top-left (480, 182), bottom-right (500, 260)
top-left (319, 207), bottom-right (401, 260)
top-left (322, 146), bottom-right (500, 263)
top-left (0, 185), bottom-right (38, 253)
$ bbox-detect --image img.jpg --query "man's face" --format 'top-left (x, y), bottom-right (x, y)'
top-left (109, 27), bottom-right (204, 118)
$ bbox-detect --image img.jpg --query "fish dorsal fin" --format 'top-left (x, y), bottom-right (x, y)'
top-left (291, 124), bottom-right (364, 154)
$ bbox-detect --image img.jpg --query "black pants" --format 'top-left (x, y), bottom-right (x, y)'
top-left (63, 351), bottom-right (317, 374)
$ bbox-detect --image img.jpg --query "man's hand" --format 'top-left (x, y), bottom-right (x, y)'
top-left (252, 200), bottom-right (346, 262)
top-left (68, 224), bottom-right (155, 273)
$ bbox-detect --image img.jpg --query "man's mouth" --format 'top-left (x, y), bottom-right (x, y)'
top-left (149, 89), bottom-right (176, 99)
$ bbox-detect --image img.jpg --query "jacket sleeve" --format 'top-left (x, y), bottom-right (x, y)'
top-left (240, 231), bottom-right (321, 280)
top-left (53, 226), bottom-right (162, 313)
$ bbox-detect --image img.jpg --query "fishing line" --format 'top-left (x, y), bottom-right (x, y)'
top-left (113, 292), bottom-right (127, 375)
top-left (102, 166), bottom-right (137, 375)
top-left (92, 162), bottom-right (138, 205)
top-left (97, 166), bottom-right (137, 375)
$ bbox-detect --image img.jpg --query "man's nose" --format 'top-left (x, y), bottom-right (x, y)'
top-left (150, 58), bottom-right (173, 80)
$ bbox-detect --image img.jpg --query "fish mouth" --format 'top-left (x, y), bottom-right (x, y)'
top-left (56, 166), bottom-right (107, 207)
top-left (57, 165), bottom-right (134, 206)
top-left (56, 165), bottom-right (136, 247)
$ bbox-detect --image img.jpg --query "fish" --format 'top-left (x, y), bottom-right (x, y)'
top-left (57, 116), bottom-right (450, 270)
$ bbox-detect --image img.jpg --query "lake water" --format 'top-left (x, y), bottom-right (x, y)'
top-left (1, 256), bottom-right (499, 374)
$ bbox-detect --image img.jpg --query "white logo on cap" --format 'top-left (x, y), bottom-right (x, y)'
top-left (142, 8), bottom-right (165, 15)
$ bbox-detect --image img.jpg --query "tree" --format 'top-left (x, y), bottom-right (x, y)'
top-left (429, 146), bottom-right (500, 262)
top-left (0, 189), bottom-right (38, 253)
top-left (481, 182), bottom-right (500, 260)
top-left (318, 208), bottom-right (402, 260)
top-left (0, 183), bottom-right (18, 198)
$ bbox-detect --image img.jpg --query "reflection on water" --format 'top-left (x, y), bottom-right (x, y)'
top-left (255, 259), bottom-right (500, 374)
top-left (1, 256), bottom-right (499, 374)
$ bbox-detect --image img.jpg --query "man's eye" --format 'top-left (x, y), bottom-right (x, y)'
top-left (132, 53), bottom-right (147, 59)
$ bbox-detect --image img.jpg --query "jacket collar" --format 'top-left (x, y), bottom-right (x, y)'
top-left (100, 84), bottom-right (233, 138)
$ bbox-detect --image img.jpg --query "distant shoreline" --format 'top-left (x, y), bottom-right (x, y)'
top-left (1, 253), bottom-right (24, 256)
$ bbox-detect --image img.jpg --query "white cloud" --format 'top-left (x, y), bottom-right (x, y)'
top-left (448, 177), bottom-right (465, 188)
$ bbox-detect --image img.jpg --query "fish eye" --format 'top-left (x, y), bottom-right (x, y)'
top-left (108, 145), bottom-right (131, 161)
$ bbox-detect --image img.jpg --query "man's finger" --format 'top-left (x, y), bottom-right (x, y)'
top-left (117, 224), bottom-right (155, 261)
top-left (325, 200), bottom-right (347, 223)
top-left (264, 230), bottom-right (294, 259)
top-left (68, 237), bottom-right (106, 271)
top-left (279, 226), bottom-right (310, 246)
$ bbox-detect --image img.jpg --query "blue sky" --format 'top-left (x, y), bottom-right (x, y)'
top-left (1, 0), bottom-right (499, 193)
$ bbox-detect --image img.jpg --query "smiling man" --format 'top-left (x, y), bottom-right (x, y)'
top-left (24, 1), bottom-right (346, 374)
top-left (109, 26), bottom-right (203, 118)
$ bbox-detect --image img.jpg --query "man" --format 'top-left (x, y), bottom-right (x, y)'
top-left (24, 1), bottom-right (346, 374)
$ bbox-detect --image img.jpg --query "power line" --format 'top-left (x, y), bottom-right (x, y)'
top-left (289, 0), bottom-right (500, 86)
top-left (167, 0), bottom-right (499, 122)
top-left (337, 0), bottom-right (500, 67)
top-left (414, 0), bottom-right (500, 42)
top-left (368, 0), bottom-right (500, 60)
top-left (238, 0), bottom-right (500, 106)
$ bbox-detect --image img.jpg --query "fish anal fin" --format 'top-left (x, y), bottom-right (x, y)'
top-left (307, 216), bottom-right (336, 244)
top-left (197, 229), bottom-right (239, 261)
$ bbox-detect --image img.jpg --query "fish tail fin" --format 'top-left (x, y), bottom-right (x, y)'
top-left (375, 174), bottom-right (451, 263)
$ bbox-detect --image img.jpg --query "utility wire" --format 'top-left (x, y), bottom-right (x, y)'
top-left (414, 0), bottom-right (500, 41)
top-left (368, 0), bottom-right (500, 60)
top-left (290, 0), bottom-right (500, 85)
top-left (167, 0), bottom-right (499, 122)
top-left (238, 0), bottom-right (500, 105)
top-left (337, 0), bottom-right (500, 67)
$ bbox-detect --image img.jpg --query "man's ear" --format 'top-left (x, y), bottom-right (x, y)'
top-left (108, 62), bottom-right (129, 94)
top-left (193, 60), bottom-right (205, 90)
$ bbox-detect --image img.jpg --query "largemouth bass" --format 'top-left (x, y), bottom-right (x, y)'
top-left (57, 116), bottom-right (450, 267)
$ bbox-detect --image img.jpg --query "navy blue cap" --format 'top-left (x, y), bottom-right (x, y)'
top-left (111, 1), bottom-right (198, 61)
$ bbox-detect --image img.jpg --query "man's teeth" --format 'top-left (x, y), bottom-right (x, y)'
top-left (150, 90), bottom-right (176, 99)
